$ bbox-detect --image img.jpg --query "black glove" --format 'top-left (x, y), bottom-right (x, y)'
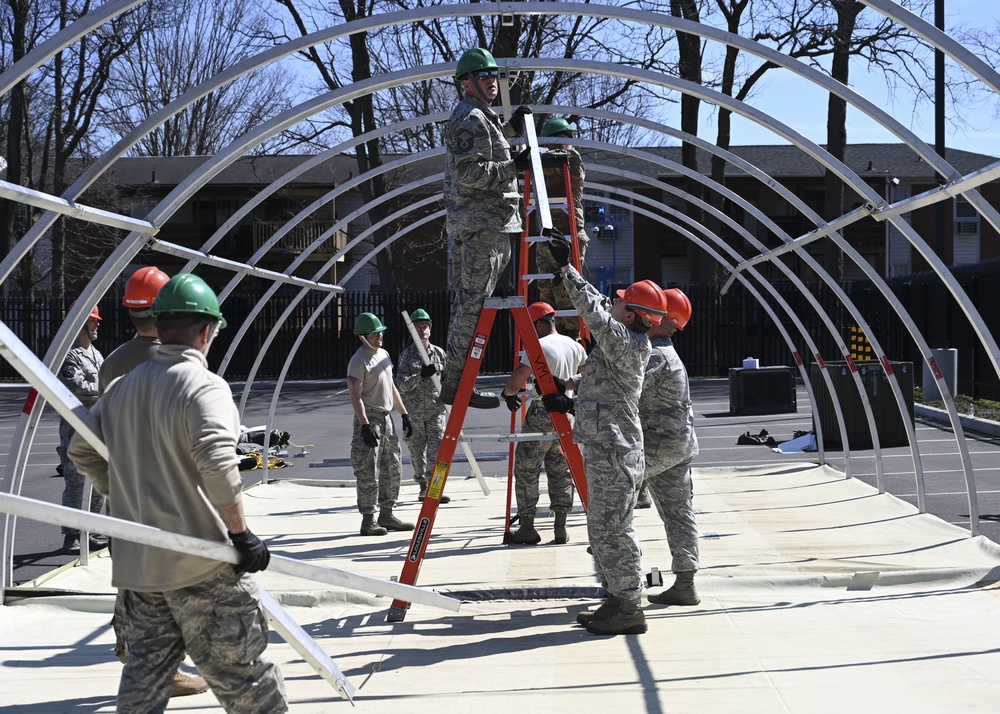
top-left (550, 375), bottom-right (567, 394)
top-left (580, 334), bottom-right (595, 354)
top-left (546, 235), bottom-right (572, 268)
top-left (502, 391), bottom-right (523, 413)
top-left (542, 393), bottom-right (575, 414)
top-left (361, 423), bottom-right (380, 448)
top-left (540, 153), bottom-right (570, 169)
top-left (508, 104), bottom-right (532, 133)
top-left (513, 148), bottom-right (533, 172)
top-left (401, 413), bottom-right (413, 438)
top-left (420, 363), bottom-right (437, 379)
top-left (229, 528), bottom-right (270, 574)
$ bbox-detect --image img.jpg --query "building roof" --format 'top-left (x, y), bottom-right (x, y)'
top-left (590, 143), bottom-right (999, 181)
top-left (105, 154), bottom-right (359, 187)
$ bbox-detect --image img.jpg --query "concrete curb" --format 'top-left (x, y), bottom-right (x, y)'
top-left (915, 403), bottom-right (1000, 438)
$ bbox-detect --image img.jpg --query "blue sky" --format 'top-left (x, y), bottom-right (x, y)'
top-left (701, 0), bottom-right (1000, 154)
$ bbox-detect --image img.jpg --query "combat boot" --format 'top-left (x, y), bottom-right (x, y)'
top-left (586, 596), bottom-right (647, 635)
top-left (635, 484), bottom-right (652, 509)
top-left (553, 512), bottom-right (568, 544)
top-left (440, 383), bottom-right (501, 409)
top-left (647, 570), bottom-right (700, 606)
top-left (171, 671), bottom-right (209, 697)
top-left (378, 508), bottom-right (414, 532)
top-left (418, 483), bottom-right (450, 504)
top-left (512, 515), bottom-right (541, 545)
top-left (575, 596), bottom-right (619, 626)
top-left (360, 514), bottom-right (388, 537)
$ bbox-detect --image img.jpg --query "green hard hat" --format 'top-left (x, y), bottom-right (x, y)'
top-left (354, 312), bottom-right (386, 335)
top-left (542, 117), bottom-right (575, 137)
top-left (410, 308), bottom-right (431, 324)
top-left (151, 273), bottom-right (227, 329)
top-left (456, 48), bottom-right (498, 79)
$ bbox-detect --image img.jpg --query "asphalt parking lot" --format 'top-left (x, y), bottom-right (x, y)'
top-left (4, 377), bottom-right (1000, 588)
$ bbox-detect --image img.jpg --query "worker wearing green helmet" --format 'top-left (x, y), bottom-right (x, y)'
top-left (396, 308), bottom-right (451, 504)
top-left (69, 272), bottom-right (288, 710)
top-left (442, 48), bottom-right (535, 409)
top-left (347, 311), bottom-right (416, 536)
top-left (537, 117), bottom-right (590, 340)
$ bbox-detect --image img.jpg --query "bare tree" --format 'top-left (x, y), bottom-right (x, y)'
top-left (101, 0), bottom-right (296, 156)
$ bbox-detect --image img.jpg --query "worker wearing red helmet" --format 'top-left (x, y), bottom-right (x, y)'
top-left (638, 288), bottom-right (702, 608)
top-left (542, 238), bottom-right (668, 636)
top-left (99, 266), bottom-right (171, 394)
top-left (501, 301), bottom-right (587, 545)
top-left (57, 301), bottom-right (106, 555)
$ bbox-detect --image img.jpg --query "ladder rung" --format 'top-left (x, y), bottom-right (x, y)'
top-left (553, 309), bottom-right (579, 317)
top-left (460, 432), bottom-right (556, 443)
top-left (521, 273), bottom-right (555, 281)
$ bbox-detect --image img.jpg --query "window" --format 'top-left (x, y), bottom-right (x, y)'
top-left (955, 196), bottom-right (979, 236)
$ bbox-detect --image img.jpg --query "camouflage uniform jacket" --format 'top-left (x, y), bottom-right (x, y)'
top-left (541, 147), bottom-right (590, 247)
top-left (59, 344), bottom-right (104, 408)
top-left (640, 335), bottom-right (699, 463)
top-left (443, 97), bottom-right (522, 236)
top-left (396, 342), bottom-right (447, 418)
top-left (561, 266), bottom-right (650, 449)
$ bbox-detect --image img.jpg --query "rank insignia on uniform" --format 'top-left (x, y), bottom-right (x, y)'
top-left (456, 129), bottom-right (475, 153)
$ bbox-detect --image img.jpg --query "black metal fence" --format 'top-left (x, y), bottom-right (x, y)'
top-left (5, 265), bottom-right (1000, 400)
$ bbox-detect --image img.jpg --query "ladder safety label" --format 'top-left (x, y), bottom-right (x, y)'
top-left (408, 518), bottom-right (431, 563)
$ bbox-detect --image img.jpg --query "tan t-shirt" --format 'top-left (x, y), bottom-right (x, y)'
top-left (347, 346), bottom-right (395, 412)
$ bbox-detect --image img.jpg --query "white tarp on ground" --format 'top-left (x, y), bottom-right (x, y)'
top-left (3, 462), bottom-right (1000, 713)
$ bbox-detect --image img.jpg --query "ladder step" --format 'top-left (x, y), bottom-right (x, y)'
top-left (521, 273), bottom-right (556, 281)
top-left (460, 432), bottom-right (557, 443)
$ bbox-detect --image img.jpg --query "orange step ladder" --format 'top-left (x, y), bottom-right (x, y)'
top-left (387, 297), bottom-right (588, 622)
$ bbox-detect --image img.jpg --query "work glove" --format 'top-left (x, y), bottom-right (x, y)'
top-left (542, 393), bottom-right (575, 414)
top-left (540, 153), bottom-right (569, 169)
top-left (513, 147), bottom-right (533, 173)
top-left (549, 375), bottom-right (567, 395)
top-left (229, 528), bottom-right (271, 574)
top-left (508, 104), bottom-right (532, 133)
top-left (402, 413), bottom-right (413, 438)
top-left (546, 231), bottom-right (572, 268)
top-left (420, 363), bottom-right (437, 379)
top-left (502, 391), bottom-right (523, 413)
top-left (580, 334), bottom-right (595, 355)
top-left (361, 423), bottom-right (380, 448)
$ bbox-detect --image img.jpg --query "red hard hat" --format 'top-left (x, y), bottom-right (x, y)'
top-left (527, 301), bottom-right (556, 323)
top-left (123, 266), bottom-right (170, 309)
top-left (663, 288), bottom-right (692, 330)
top-left (616, 280), bottom-right (667, 326)
top-left (70, 300), bottom-right (102, 322)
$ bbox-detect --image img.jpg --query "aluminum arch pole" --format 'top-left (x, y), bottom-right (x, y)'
top-left (583, 152), bottom-right (886, 482)
top-left (191, 116), bottom-right (449, 275)
top-left (259, 210), bottom-right (449, 484)
top-left (232, 192), bottom-right (442, 417)
top-left (513, 57), bottom-right (1000, 389)
top-left (214, 150), bottom-right (442, 304)
top-left (8, 3), bottom-right (999, 294)
top-left (0, 0), bottom-right (146, 97)
top-left (218, 173), bottom-right (443, 387)
top-left (592, 193), bottom-right (829, 457)
top-left (586, 187), bottom-right (831, 466)
top-left (542, 103), bottom-right (972, 512)
top-left (586, 182), bottom-right (842, 469)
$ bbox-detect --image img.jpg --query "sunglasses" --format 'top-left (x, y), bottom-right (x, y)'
top-left (473, 70), bottom-right (499, 80)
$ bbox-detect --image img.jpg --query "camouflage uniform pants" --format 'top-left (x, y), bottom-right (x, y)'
top-left (58, 417), bottom-right (106, 536)
top-left (583, 442), bottom-right (644, 601)
top-left (644, 454), bottom-right (699, 572)
top-left (536, 239), bottom-right (589, 340)
top-left (117, 567), bottom-right (287, 714)
top-left (351, 411), bottom-right (402, 514)
top-left (443, 229), bottom-right (513, 391)
top-left (404, 410), bottom-right (447, 486)
top-left (513, 404), bottom-right (575, 518)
